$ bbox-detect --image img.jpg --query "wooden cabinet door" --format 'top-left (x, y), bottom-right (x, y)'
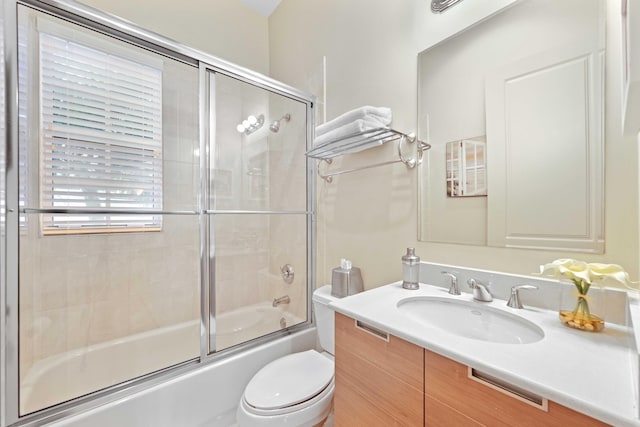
top-left (334, 312), bottom-right (424, 426)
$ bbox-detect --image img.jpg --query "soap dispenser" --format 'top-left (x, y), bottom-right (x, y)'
top-left (402, 248), bottom-right (420, 290)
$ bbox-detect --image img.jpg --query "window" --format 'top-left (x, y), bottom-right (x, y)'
top-left (39, 33), bottom-right (163, 233)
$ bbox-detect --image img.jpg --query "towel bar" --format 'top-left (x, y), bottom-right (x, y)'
top-left (316, 133), bottom-right (429, 183)
top-left (306, 127), bottom-right (429, 160)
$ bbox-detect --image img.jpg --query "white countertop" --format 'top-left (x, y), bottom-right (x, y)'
top-left (330, 282), bottom-right (639, 427)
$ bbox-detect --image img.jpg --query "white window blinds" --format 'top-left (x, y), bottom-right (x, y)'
top-left (39, 33), bottom-right (163, 232)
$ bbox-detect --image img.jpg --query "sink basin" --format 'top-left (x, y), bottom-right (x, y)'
top-left (397, 297), bottom-right (544, 344)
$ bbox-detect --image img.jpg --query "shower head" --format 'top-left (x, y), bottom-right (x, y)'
top-left (269, 113), bottom-right (291, 133)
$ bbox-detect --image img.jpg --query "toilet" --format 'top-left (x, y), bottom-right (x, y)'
top-left (236, 285), bottom-right (337, 427)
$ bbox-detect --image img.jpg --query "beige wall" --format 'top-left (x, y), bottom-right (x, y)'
top-left (269, 0), bottom-right (639, 289)
top-left (78, 0), bottom-right (270, 75)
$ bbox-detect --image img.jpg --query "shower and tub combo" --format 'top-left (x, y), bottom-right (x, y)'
top-left (0, 1), bottom-right (317, 426)
top-left (20, 303), bottom-right (306, 416)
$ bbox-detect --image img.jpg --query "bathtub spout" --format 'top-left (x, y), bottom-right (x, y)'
top-left (272, 295), bottom-right (290, 307)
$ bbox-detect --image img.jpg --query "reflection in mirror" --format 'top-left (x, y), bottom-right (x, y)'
top-left (445, 137), bottom-right (486, 198)
top-left (418, 0), bottom-right (605, 253)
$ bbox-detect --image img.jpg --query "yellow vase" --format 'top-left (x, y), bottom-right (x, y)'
top-left (558, 295), bottom-right (604, 332)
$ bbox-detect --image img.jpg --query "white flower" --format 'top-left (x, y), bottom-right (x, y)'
top-left (540, 259), bottom-right (590, 283)
top-left (588, 263), bottom-right (633, 287)
top-left (540, 258), bottom-right (633, 290)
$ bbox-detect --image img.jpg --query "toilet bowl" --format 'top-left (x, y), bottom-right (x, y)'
top-left (236, 286), bottom-right (337, 427)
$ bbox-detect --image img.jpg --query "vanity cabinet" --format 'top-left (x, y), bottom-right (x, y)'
top-left (334, 312), bottom-right (424, 426)
top-left (425, 350), bottom-right (609, 426)
top-left (334, 313), bottom-right (610, 426)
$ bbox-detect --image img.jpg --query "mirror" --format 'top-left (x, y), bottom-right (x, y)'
top-left (417, 0), bottom-right (605, 253)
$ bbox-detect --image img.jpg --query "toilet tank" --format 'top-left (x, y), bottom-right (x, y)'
top-left (312, 285), bottom-right (337, 355)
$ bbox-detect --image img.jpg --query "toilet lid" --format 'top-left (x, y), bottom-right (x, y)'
top-left (244, 350), bottom-right (334, 410)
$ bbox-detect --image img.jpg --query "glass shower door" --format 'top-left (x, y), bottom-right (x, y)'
top-left (16, 6), bottom-right (201, 415)
top-left (3, 1), bottom-right (315, 422)
top-left (208, 72), bottom-right (309, 352)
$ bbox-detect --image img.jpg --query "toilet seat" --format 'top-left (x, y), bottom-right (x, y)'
top-left (237, 350), bottom-right (335, 426)
top-left (243, 350), bottom-right (334, 413)
top-left (241, 378), bottom-right (334, 417)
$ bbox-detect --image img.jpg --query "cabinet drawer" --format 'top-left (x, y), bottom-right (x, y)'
top-left (335, 312), bottom-right (423, 390)
top-left (425, 350), bottom-right (610, 426)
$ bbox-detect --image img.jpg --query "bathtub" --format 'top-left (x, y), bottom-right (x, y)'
top-left (21, 303), bottom-right (314, 426)
top-left (215, 302), bottom-right (305, 350)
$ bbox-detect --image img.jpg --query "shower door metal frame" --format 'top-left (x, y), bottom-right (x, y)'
top-left (1, 1), bottom-right (18, 425)
top-left (0, 0), bottom-right (316, 425)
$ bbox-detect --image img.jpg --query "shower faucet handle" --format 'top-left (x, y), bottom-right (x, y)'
top-left (281, 264), bottom-right (295, 284)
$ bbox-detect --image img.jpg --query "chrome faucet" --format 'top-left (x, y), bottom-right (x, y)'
top-left (272, 295), bottom-right (290, 307)
top-left (467, 278), bottom-right (492, 302)
top-left (441, 271), bottom-right (460, 295)
top-left (506, 285), bottom-right (538, 309)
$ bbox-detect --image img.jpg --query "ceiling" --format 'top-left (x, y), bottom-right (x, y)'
top-left (239, 0), bottom-right (282, 17)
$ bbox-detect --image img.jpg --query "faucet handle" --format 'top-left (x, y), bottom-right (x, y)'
top-left (441, 271), bottom-right (460, 295)
top-left (466, 278), bottom-right (488, 289)
top-left (507, 284), bottom-right (538, 309)
top-left (466, 278), bottom-right (493, 302)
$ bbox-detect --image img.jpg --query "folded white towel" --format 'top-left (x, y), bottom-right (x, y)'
top-left (312, 117), bottom-right (388, 156)
top-left (316, 106), bottom-right (392, 137)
